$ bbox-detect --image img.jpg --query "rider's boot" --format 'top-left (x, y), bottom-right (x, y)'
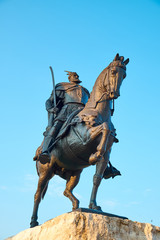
top-left (103, 162), bottom-right (121, 179)
top-left (38, 121), bottom-right (63, 163)
top-left (38, 135), bottom-right (53, 163)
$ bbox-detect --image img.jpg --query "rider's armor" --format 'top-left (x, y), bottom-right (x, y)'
top-left (46, 82), bottom-right (90, 124)
top-left (59, 83), bottom-right (89, 105)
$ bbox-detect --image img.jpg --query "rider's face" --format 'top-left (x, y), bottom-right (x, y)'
top-left (70, 74), bottom-right (80, 82)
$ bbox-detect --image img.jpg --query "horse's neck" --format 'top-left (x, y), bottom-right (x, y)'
top-left (82, 76), bottom-right (112, 122)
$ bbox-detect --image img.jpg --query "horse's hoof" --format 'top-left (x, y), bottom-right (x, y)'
top-left (30, 221), bottom-right (39, 228)
top-left (89, 154), bottom-right (97, 165)
top-left (89, 153), bottom-right (102, 165)
top-left (72, 200), bottom-right (80, 211)
top-left (95, 206), bottom-right (102, 211)
top-left (89, 202), bottom-right (102, 211)
top-left (91, 206), bottom-right (102, 211)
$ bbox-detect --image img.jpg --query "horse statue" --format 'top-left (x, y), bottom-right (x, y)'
top-left (30, 54), bottom-right (129, 228)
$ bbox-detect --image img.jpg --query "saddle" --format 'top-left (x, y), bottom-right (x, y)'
top-left (48, 108), bottom-right (83, 151)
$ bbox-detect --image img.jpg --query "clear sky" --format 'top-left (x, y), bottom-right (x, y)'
top-left (0, 0), bottom-right (160, 239)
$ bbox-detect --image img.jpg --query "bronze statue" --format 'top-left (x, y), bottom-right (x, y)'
top-left (30, 54), bottom-right (129, 228)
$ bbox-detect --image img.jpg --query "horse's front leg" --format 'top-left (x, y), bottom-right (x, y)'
top-left (89, 122), bottom-right (111, 165)
top-left (89, 152), bottom-right (109, 211)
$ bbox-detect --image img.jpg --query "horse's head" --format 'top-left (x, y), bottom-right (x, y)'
top-left (104, 54), bottom-right (129, 99)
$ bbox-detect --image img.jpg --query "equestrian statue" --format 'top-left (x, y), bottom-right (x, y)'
top-left (30, 53), bottom-right (129, 228)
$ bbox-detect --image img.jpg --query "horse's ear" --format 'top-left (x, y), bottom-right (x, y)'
top-left (124, 58), bottom-right (129, 65)
top-left (114, 53), bottom-right (119, 61)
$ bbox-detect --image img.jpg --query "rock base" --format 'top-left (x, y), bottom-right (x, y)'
top-left (6, 211), bottom-right (160, 240)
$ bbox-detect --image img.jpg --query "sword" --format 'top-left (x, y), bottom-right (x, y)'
top-left (49, 66), bottom-right (56, 120)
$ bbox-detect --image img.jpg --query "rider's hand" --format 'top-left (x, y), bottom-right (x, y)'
top-left (49, 107), bottom-right (59, 114)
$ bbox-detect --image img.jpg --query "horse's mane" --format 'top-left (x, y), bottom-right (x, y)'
top-left (85, 66), bottom-right (110, 109)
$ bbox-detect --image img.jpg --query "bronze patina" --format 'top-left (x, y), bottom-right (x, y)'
top-left (30, 54), bottom-right (129, 228)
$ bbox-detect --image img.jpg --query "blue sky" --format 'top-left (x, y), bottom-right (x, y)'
top-left (0, 0), bottom-right (160, 239)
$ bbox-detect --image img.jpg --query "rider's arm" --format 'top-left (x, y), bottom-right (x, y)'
top-left (45, 91), bottom-right (54, 113)
top-left (45, 89), bottom-right (64, 113)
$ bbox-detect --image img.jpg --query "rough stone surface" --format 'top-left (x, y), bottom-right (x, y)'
top-left (6, 212), bottom-right (160, 240)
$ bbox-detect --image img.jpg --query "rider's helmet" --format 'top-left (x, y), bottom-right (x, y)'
top-left (65, 71), bottom-right (82, 83)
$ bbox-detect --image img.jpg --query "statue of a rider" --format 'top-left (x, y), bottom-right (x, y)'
top-left (34, 70), bottom-right (120, 178)
top-left (34, 71), bottom-right (89, 162)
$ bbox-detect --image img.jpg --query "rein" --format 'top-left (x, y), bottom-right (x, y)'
top-left (111, 99), bottom-right (115, 116)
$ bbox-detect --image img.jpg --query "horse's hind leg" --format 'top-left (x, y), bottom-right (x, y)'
top-left (63, 170), bottom-right (82, 210)
top-left (30, 172), bottom-right (53, 228)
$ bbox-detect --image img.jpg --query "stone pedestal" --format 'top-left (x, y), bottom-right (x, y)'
top-left (6, 211), bottom-right (160, 240)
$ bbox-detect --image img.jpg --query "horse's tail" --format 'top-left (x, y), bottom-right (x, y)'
top-left (42, 182), bottom-right (49, 200)
top-left (36, 161), bottom-right (39, 176)
top-left (35, 161), bottom-right (49, 200)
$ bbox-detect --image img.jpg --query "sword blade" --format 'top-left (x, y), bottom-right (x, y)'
top-left (49, 66), bottom-right (56, 108)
